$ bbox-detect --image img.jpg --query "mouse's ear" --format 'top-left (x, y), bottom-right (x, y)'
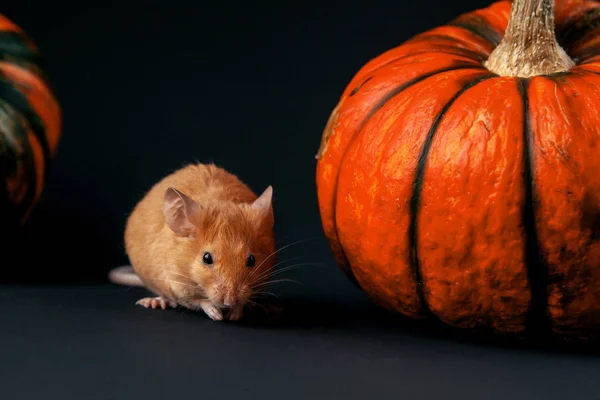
top-left (163, 187), bottom-right (200, 236)
top-left (250, 185), bottom-right (273, 226)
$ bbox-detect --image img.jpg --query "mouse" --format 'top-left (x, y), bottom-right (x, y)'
top-left (108, 162), bottom-right (276, 322)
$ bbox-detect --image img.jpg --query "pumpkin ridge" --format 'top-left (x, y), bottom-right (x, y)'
top-left (348, 77), bottom-right (374, 97)
top-left (0, 38), bottom-right (49, 85)
top-left (571, 44), bottom-right (600, 64)
top-left (0, 17), bottom-right (56, 96)
top-left (447, 16), bottom-right (503, 48)
top-left (409, 73), bottom-right (497, 317)
top-left (0, 31), bottom-right (42, 67)
top-left (346, 65), bottom-right (487, 134)
top-left (0, 75), bottom-right (50, 187)
top-left (348, 52), bottom-right (484, 98)
top-left (345, 48), bottom-right (486, 97)
top-left (556, 6), bottom-right (600, 48)
top-left (406, 46), bottom-right (485, 61)
top-left (575, 66), bottom-right (600, 74)
top-left (347, 40), bottom-right (488, 89)
top-left (0, 101), bottom-right (37, 226)
top-left (406, 34), bottom-right (489, 60)
top-left (518, 78), bottom-right (552, 336)
top-left (0, 57), bottom-right (45, 80)
top-left (330, 65), bottom-right (492, 286)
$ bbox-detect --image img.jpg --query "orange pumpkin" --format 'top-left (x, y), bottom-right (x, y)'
top-left (316, 0), bottom-right (600, 339)
top-left (0, 14), bottom-right (61, 230)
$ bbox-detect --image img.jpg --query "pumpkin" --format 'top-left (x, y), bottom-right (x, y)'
top-left (315, 0), bottom-right (600, 339)
top-left (0, 14), bottom-right (61, 232)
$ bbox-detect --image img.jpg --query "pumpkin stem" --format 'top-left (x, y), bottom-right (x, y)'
top-left (484, 0), bottom-right (574, 77)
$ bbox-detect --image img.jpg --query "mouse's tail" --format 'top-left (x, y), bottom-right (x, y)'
top-left (108, 265), bottom-right (145, 287)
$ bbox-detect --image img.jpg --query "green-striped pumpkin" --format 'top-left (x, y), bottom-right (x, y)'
top-left (0, 13), bottom-right (61, 231)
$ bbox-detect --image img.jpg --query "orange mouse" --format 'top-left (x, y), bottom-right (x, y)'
top-left (109, 163), bottom-right (275, 321)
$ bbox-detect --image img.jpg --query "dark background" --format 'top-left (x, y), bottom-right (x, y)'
top-left (3, 1), bottom-right (600, 399)
top-left (2, 0), bottom-right (488, 289)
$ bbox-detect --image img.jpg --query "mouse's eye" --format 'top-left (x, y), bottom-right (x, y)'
top-left (202, 252), bottom-right (214, 266)
top-left (246, 254), bottom-right (256, 267)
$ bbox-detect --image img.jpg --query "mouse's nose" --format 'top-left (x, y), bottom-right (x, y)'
top-left (223, 293), bottom-right (236, 308)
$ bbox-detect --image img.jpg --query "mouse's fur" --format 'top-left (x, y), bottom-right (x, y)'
top-left (117, 163), bottom-right (275, 321)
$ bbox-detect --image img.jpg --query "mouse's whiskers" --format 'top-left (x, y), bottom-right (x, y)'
top-left (270, 262), bottom-right (330, 277)
top-left (245, 299), bottom-right (259, 309)
top-left (246, 257), bottom-right (302, 283)
top-left (166, 270), bottom-right (194, 281)
top-left (251, 237), bottom-right (322, 272)
top-left (151, 265), bottom-right (194, 282)
top-left (251, 291), bottom-right (280, 300)
top-left (145, 277), bottom-right (196, 288)
top-left (244, 257), bottom-right (300, 288)
top-left (252, 278), bottom-right (301, 290)
top-left (252, 262), bottom-right (330, 286)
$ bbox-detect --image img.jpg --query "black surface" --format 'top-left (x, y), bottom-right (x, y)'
top-left (3, 1), bottom-right (600, 399)
top-left (3, 284), bottom-right (600, 400)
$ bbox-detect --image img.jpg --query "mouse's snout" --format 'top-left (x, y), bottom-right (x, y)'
top-left (218, 288), bottom-right (244, 308)
top-left (214, 278), bottom-right (249, 308)
top-left (223, 292), bottom-right (236, 308)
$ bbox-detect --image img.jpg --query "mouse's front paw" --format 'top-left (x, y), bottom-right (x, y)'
top-left (225, 305), bottom-right (244, 321)
top-left (200, 301), bottom-right (223, 321)
top-left (136, 296), bottom-right (177, 310)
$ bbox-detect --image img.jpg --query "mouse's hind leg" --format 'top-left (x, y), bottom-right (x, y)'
top-left (136, 296), bottom-right (177, 310)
